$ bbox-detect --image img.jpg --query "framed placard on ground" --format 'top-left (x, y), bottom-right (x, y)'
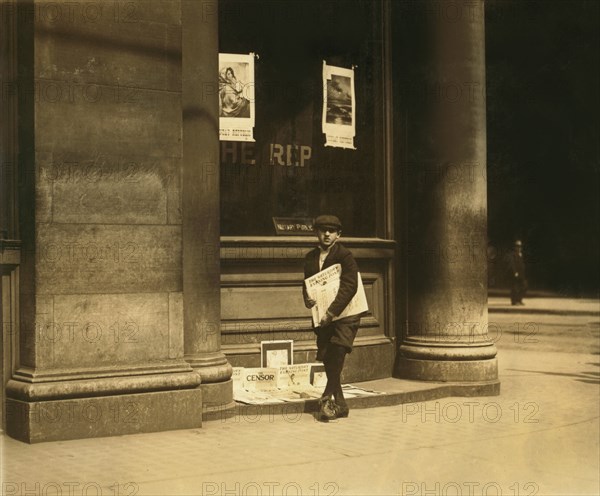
top-left (261, 340), bottom-right (293, 368)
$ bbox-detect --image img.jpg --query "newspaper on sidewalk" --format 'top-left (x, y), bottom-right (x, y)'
top-left (232, 365), bottom-right (385, 405)
top-left (233, 365), bottom-right (324, 404)
top-left (304, 263), bottom-right (368, 327)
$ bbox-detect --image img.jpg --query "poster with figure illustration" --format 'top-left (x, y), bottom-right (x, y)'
top-left (219, 53), bottom-right (255, 141)
top-left (322, 61), bottom-right (356, 149)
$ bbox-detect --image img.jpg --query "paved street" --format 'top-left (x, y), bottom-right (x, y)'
top-left (488, 296), bottom-right (599, 354)
top-left (1, 297), bottom-right (599, 496)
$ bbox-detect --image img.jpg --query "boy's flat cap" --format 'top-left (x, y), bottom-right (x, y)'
top-left (314, 215), bottom-right (342, 230)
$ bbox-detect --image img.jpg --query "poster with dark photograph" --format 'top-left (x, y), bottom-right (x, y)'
top-left (326, 75), bottom-right (352, 126)
top-left (219, 52), bottom-right (255, 141)
top-left (322, 61), bottom-right (356, 149)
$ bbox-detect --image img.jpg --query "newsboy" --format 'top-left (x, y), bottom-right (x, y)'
top-left (303, 215), bottom-right (361, 421)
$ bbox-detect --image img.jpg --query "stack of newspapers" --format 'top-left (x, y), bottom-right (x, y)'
top-left (232, 365), bottom-right (385, 405)
top-left (304, 263), bottom-right (369, 326)
top-left (232, 364), bottom-right (326, 405)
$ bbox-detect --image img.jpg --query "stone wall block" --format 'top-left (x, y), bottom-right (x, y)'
top-left (36, 224), bottom-right (182, 294)
top-left (34, 88), bottom-right (182, 158)
top-left (42, 292), bottom-right (171, 369)
top-left (34, 0), bottom-right (181, 92)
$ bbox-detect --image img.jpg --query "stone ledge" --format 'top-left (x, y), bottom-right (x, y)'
top-left (202, 377), bottom-right (500, 422)
top-left (7, 369), bottom-right (202, 401)
top-left (6, 388), bottom-right (203, 444)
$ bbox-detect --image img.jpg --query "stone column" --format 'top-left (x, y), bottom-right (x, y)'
top-left (182, 0), bottom-right (233, 411)
top-left (394, 0), bottom-right (498, 383)
top-left (5, 0), bottom-right (203, 443)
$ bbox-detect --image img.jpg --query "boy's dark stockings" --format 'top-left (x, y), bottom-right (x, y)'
top-left (322, 343), bottom-right (348, 407)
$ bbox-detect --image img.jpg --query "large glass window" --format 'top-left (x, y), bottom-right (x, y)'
top-left (219, 0), bottom-right (385, 237)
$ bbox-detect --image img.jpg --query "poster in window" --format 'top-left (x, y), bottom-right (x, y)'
top-left (322, 61), bottom-right (356, 150)
top-left (219, 53), bottom-right (255, 142)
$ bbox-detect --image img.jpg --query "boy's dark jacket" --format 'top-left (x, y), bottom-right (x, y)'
top-left (303, 242), bottom-right (359, 319)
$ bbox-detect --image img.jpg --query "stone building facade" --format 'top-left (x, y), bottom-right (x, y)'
top-left (0, 0), bottom-right (498, 442)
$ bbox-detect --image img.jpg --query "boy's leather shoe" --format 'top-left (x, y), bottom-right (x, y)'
top-left (334, 402), bottom-right (349, 418)
top-left (318, 396), bottom-right (337, 422)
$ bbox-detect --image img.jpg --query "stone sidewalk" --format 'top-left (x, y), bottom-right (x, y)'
top-left (2, 345), bottom-right (598, 496)
top-left (488, 295), bottom-right (600, 316)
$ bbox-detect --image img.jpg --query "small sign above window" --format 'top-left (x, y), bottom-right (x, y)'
top-left (272, 217), bottom-right (314, 236)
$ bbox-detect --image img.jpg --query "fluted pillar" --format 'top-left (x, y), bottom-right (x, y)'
top-left (182, 0), bottom-right (233, 410)
top-left (395, 0), bottom-right (498, 382)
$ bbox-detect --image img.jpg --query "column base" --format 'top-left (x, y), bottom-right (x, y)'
top-left (201, 378), bottom-right (236, 419)
top-left (6, 388), bottom-right (203, 444)
top-left (395, 356), bottom-right (499, 382)
top-left (186, 352), bottom-right (234, 417)
top-left (186, 351), bottom-right (233, 383)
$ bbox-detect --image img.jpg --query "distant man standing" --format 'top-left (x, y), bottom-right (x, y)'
top-left (509, 239), bottom-right (527, 305)
top-left (303, 215), bottom-right (360, 421)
